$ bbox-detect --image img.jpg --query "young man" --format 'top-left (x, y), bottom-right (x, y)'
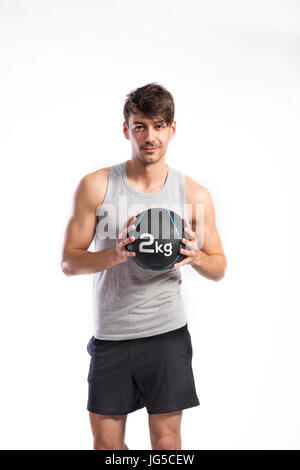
top-left (61, 83), bottom-right (227, 450)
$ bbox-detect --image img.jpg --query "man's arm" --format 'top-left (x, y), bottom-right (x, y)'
top-left (185, 177), bottom-right (227, 281)
top-left (60, 171), bottom-right (119, 276)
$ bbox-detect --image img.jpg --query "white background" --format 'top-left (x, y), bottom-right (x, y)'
top-left (0, 0), bottom-right (299, 450)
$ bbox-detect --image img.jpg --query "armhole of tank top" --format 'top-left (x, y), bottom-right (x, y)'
top-left (180, 172), bottom-right (187, 221)
top-left (95, 166), bottom-right (113, 215)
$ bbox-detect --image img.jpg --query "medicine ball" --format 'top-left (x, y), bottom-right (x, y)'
top-left (125, 207), bottom-right (191, 271)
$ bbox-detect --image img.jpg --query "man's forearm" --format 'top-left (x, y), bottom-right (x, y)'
top-left (191, 251), bottom-right (227, 281)
top-left (61, 247), bottom-right (119, 276)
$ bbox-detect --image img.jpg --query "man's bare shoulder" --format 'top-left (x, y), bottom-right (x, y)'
top-left (79, 167), bottom-right (110, 212)
top-left (86, 167), bottom-right (110, 182)
top-left (185, 174), bottom-right (210, 205)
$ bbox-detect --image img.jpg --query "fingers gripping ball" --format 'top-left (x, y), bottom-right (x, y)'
top-left (125, 208), bottom-right (191, 271)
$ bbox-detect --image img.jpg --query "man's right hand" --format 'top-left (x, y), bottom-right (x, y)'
top-left (114, 215), bottom-right (137, 264)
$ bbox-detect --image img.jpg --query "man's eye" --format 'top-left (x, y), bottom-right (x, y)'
top-left (134, 125), bottom-right (163, 130)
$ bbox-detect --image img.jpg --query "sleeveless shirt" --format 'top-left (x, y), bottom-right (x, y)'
top-left (92, 160), bottom-right (188, 340)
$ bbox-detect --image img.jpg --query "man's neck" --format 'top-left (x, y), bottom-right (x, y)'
top-left (126, 158), bottom-right (169, 192)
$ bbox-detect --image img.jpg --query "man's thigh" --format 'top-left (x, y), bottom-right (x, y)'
top-left (86, 336), bottom-right (145, 415)
top-left (89, 411), bottom-right (128, 449)
top-left (131, 324), bottom-right (200, 415)
top-left (148, 410), bottom-right (183, 448)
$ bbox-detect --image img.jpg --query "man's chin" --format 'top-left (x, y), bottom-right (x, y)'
top-left (142, 156), bottom-right (160, 164)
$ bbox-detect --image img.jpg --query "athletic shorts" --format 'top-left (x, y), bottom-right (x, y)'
top-left (86, 323), bottom-right (200, 415)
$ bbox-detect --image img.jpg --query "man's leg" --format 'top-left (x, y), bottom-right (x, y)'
top-left (148, 410), bottom-right (183, 450)
top-left (89, 411), bottom-right (129, 450)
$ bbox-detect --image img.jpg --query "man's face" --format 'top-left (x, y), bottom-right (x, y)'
top-left (123, 111), bottom-right (176, 164)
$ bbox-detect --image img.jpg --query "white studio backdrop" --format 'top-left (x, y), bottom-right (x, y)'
top-left (0, 0), bottom-right (299, 450)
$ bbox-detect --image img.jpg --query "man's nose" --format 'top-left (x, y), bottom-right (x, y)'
top-left (145, 127), bottom-right (156, 143)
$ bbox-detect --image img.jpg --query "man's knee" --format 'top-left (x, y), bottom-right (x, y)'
top-left (151, 434), bottom-right (181, 450)
top-left (93, 438), bottom-right (128, 450)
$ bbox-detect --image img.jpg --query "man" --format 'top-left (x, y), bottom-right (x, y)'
top-left (61, 83), bottom-right (227, 450)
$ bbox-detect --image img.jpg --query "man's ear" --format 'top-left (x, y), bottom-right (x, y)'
top-left (123, 121), bottom-right (130, 140)
top-left (169, 120), bottom-right (176, 139)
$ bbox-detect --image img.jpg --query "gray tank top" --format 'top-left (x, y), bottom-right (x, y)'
top-left (92, 160), bottom-right (188, 340)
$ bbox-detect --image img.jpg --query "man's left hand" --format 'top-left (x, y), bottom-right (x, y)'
top-left (173, 219), bottom-right (203, 268)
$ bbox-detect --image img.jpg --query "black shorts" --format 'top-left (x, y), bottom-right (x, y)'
top-left (86, 323), bottom-right (200, 415)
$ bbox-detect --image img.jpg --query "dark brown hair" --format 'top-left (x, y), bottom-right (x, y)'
top-left (123, 82), bottom-right (175, 127)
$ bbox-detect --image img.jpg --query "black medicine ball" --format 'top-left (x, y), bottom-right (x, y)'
top-left (125, 207), bottom-right (191, 271)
